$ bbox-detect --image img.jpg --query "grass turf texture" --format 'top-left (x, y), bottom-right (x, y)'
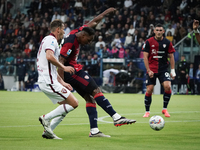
top-left (0, 91), bottom-right (200, 150)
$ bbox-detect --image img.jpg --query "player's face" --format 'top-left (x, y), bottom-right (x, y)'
top-left (58, 24), bottom-right (65, 40)
top-left (81, 35), bottom-right (94, 45)
top-left (154, 27), bottom-right (164, 40)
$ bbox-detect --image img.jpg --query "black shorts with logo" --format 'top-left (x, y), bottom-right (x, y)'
top-left (145, 70), bottom-right (171, 86)
top-left (64, 69), bottom-right (98, 97)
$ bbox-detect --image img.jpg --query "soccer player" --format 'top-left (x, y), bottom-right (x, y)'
top-left (57, 8), bottom-right (136, 137)
top-left (37, 19), bottom-right (78, 139)
top-left (142, 23), bottom-right (176, 118)
top-left (193, 19), bottom-right (200, 45)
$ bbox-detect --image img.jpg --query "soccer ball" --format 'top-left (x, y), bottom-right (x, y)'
top-left (149, 115), bottom-right (165, 131)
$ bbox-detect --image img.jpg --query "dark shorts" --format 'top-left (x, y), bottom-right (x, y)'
top-left (64, 69), bottom-right (98, 97)
top-left (146, 71), bottom-right (171, 86)
top-left (18, 76), bottom-right (25, 82)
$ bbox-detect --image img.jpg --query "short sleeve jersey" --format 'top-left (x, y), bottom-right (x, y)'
top-left (60, 25), bottom-right (88, 72)
top-left (142, 37), bottom-right (175, 73)
top-left (37, 33), bottom-right (60, 84)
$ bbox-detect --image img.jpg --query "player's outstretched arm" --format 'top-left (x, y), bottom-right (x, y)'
top-left (86, 7), bottom-right (116, 28)
top-left (193, 19), bottom-right (200, 45)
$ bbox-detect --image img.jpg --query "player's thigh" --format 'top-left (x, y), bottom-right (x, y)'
top-left (158, 71), bottom-right (171, 84)
top-left (161, 81), bottom-right (171, 91)
top-left (145, 73), bottom-right (156, 86)
top-left (38, 82), bottom-right (71, 104)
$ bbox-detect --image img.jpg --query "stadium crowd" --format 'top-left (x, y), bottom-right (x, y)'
top-left (0, 0), bottom-right (200, 93)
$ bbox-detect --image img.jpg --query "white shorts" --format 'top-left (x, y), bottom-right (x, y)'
top-left (39, 82), bottom-right (71, 104)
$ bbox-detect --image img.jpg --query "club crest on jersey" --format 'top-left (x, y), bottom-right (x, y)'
top-left (163, 44), bottom-right (166, 48)
top-left (151, 49), bottom-right (156, 54)
top-left (61, 88), bottom-right (68, 93)
top-left (84, 75), bottom-right (89, 79)
top-left (67, 49), bottom-right (72, 55)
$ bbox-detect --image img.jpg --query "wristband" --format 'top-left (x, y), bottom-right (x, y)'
top-left (171, 69), bottom-right (176, 77)
top-left (194, 29), bottom-right (200, 33)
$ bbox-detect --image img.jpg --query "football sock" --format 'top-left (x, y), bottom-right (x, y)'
top-left (144, 92), bottom-right (152, 111)
top-left (44, 104), bottom-right (74, 121)
top-left (94, 92), bottom-right (116, 117)
top-left (163, 90), bottom-right (171, 108)
top-left (112, 113), bottom-right (121, 121)
top-left (86, 103), bottom-right (98, 129)
top-left (50, 115), bottom-right (66, 131)
top-left (90, 128), bottom-right (100, 134)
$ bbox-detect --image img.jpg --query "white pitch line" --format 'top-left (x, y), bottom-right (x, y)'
top-left (0, 111), bottom-right (200, 128)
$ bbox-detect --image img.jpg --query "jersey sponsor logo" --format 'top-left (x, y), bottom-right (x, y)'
top-left (67, 49), bottom-right (72, 55)
top-left (84, 75), bottom-right (89, 79)
top-left (51, 41), bottom-right (54, 46)
top-left (157, 51), bottom-right (165, 53)
top-left (61, 88), bottom-right (68, 93)
top-left (151, 45), bottom-right (155, 47)
top-left (153, 56), bottom-right (163, 58)
top-left (163, 44), bottom-right (166, 48)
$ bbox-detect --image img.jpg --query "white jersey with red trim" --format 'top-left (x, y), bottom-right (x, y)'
top-left (37, 34), bottom-right (60, 84)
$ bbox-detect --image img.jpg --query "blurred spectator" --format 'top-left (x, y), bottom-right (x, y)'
top-left (122, 24), bottom-right (129, 36)
top-left (0, 72), bottom-right (4, 90)
top-left (188, 63), bottom-right (195, 95)
top-left (16, 58), bottom-right (27, 91)
top-left (95, 36), bottom-right (105, 51)
top-left (64, 22), bottom-right (70, 37)
top-left (102, 46), bottom-right (110, 58)
top-left (177, 55), bottom-right (188, 94)
top-left (5, 52), bottom-right (14, 75)
top-left (127, 61), bottom-right (139, 77)
top-left (108, 71), bottom-right (115, 87)
top-left (196, 64), bottom-right (200, 95)
top-left (111, 33), bottom-right (121, 48)
top-left (74, 0), bottom-right (83, 15)
top-left (51, 11), bottom-right (61, 22)
top-left (120, 33), bottom-right (125, 44)
top-left (0, 53), bottom-right (6, 74)
top-left (25, 66), bottom-right (38, 91)
top-left (118, 46), bottom-right (125, 58)
top-left (30, 45), bottom-right (37, 58)
top-left (4, 44), bottom-right (12, 53)
top-left (147, 24), bottom-right (154, 38)
top-left (124, 32), bottom-right (133, 47)
top-left (24, 44), bottom-right (31, 57)
top-left (132, 15), bottom-right (139, 28)
top-left (94, 0), bottom-right (103, 15)
top-left (174, 22), bottom-right (186, 43)
top-left (165, 24), bottom-right (175, 36)
top-left (111, 45), bottom-right (118, 58)
top-left (166, 31), bottom-right (173, 42)
top-left (60, 11), bottom-right (68, 23)
top-left (128, 24), bottom-right (135, 35)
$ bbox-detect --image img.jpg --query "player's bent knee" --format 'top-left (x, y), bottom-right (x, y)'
top-left (92, 87), bottom-right (101, 95)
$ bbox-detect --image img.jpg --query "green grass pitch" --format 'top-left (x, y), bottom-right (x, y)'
top-left (0, 91), bottom-right (200, 150)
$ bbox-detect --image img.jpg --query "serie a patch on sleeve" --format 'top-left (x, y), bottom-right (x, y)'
top-left (67, 49), bottom-right (72, 55)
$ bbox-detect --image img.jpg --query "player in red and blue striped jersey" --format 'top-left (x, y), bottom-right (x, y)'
top-left (142, 23), bottom-right (176, 118)
top-left (57, 8), bottom-right (136, 137)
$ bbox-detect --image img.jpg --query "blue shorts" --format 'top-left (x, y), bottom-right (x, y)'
top-left (145, 71), bottom-right (171, 86)
top-left (64, 69), bottom-right (98, 97)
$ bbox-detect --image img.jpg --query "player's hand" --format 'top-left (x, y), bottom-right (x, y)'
top-left (147, 70), bottom-right (154, 78)
top-left (63, 66), bottom-right (75, 75)
top-left (193, 19), bottom-right (199, 30)
top-left (170, 69), bottom-right (176, 80)
top-left (63, 83), bottom-right (73, 91)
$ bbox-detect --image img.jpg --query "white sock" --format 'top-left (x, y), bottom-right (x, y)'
top-left (162, 108), bottom-right (167, 110)
top-left (112, 113), bottom-right (121, 121)
top-left (50, 115), bottom-right (66, 131)
top-left (44, 104), bottom-right (74, 121)
top-left (146, 111), bottom-right (150, 113)
top-left (90, 128), bottom-right (100, 134)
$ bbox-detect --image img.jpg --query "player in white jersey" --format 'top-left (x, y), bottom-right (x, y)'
top-left (37, 19), bottom-right (78, 140)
